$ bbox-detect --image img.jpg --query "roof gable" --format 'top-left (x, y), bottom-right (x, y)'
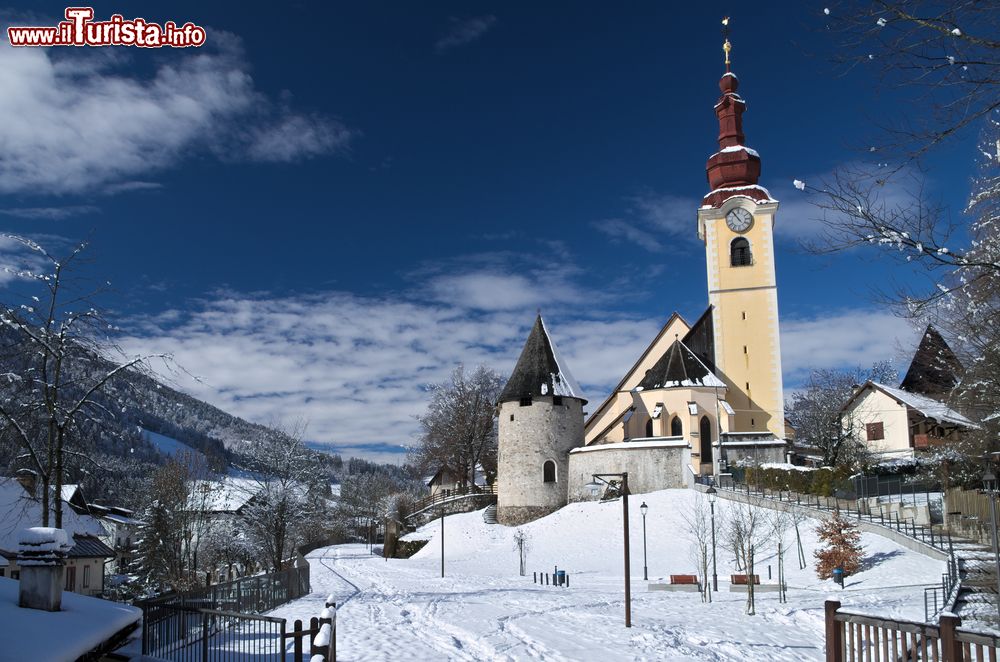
top-left (584, 311), bottom-right (693, 427)
top-left (899, 325), bottom-right (963, 396)
top-left (846, 381), bottom-right (976, 428)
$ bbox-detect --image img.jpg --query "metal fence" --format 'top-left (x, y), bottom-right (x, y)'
top-left (141, 565), bottom-right (310, 614)
top-left (141, 603), bottom-right (287, 662)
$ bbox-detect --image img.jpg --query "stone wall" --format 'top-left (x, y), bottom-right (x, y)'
top-left (497, 396), bottom-right (584, 526)
top-left (566, 442), bottom-right (690, 502)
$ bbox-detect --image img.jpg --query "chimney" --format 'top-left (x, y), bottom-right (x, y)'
top-left (17, 527), bottom-right (71, 612)
top-left (14, 469), bottom-right (37, 498)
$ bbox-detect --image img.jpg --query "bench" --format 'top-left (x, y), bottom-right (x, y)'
top-left (730, 574), bottom-right (760, 585)
top-left (670, 574), bottom-right (699, 585)
top-left (650, 574), bottom-right (701, 593)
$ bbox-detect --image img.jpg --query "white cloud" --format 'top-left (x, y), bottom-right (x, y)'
top-left (0, 33), bottom-right (353, 194)
top-left (780, 309), bottom-right (920, 385)
top-left (0, 206), bottom-right (98, 220)
top-left (434, 15), bottom-right (497, 52)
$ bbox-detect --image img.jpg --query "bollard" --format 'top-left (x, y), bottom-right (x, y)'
top-left (566, 573), bottom-right (570, 588)
top-left (533, 571), bottom-right (537, 584)
top-left (768, 565), bottom-right (772, 580)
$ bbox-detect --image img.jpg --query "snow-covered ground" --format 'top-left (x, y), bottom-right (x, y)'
top-left (268, 489), bottom-right (944, 661)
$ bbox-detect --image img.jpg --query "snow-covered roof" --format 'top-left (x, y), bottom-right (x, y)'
top-left (187, 477), bottom-right (260, 513)
top-left (637, 339), bottom-right (726, 390)
top-left (710, 145), bottom-right (760, 159)
top-left (499, 315), bottom-right (585, 403)
top-left (699, 184), bottom-right (778, 209)
top-left (867, 382), bottom-right (976, 428)
top-left (570, 438), bottom-right (689, 454)
top-left (0, 576), bottom-right (140, 660)
top-left (0, 479), bottom-right (105, 555)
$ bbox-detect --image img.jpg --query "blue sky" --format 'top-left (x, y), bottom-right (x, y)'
top-left (0, 3), bottom-right (980, 462)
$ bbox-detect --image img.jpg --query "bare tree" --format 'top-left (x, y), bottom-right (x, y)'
top-left (724, 500), bottom-right (768, 615)
top-left (0, 236), bottom-right (168, 527)
top-left (682, 494), bottom-right (715, 602)
top-left (234, 426), bottom-right (328, 572)
top-left (787, 362), bottom-right (897, 469)
top-left (413, 364), bottom-right (503, 487)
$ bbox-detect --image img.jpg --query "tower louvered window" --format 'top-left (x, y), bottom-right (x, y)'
top-left (731, 238), bottom-right (752, 266)
top-left (543, 460), bottom-right (556, 483)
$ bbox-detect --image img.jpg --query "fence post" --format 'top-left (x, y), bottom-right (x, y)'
top-left (294, 619), bottom-right (303, 661)
top-left (201, 611), bottom-right (210, 661)
top-left (326, 598), bottom-right (337, 662)
top-left (825, 600), bottom-right (843, 662)
top-left (939, 612), bottom-right (962, 662)
top-left (309, 616), bottom-right (320, 656)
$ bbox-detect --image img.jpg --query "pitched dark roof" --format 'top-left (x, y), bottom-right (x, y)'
top-left (682, 305), bottom-right (715, 371)
top-left (499, 315), bottom-right (585, 404)
top-left (900, 326), bottom-right (963, 397)
top-left (637, 339), bottom-right (726, 390)
top-left (68, 534), bottom-right (115, 559)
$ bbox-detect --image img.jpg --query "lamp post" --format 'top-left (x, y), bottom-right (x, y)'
top-left (586, 472), bottom-right (631, 628)
top-left (983, 469), bottom-right (1000, 622)
top-left (706, 486), bottom-right (718, 593)
top-left (440, 506), bottom-right (445, 578)
top-left (640, 502), bottom-right (649, 581)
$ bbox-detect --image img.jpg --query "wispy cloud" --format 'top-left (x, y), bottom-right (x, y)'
top-left (0, 32), bottom-right (354, 195)
top-left (435, 15), bottom-right (497, 53)
top-left (0, 206), bottom-right (99, 220)
top-left (592, 191), bottom-right (699, 253)
top-left (780, 309), bottom-right (920, 385)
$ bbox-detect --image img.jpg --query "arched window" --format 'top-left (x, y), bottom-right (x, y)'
top-left (731, 237), bottom-right (752, 267)
top-left (671, 416), bottom-right (683, 437)
top-left (699, 415), bottom-right (714, 463)
top-left (543, 460), bottom-right (556, 483)
top-left (645, 418), bottom-right (654, 437)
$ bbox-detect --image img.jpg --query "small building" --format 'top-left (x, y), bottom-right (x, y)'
top-left (841, 326), bottom-right (976, 460)
top-left (0, 477), bottom-right (115, 597)
top-left (425, 465), bottom-right (487, 496)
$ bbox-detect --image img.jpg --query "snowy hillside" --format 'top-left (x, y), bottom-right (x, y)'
top-left (274, 489), bottom-right (945, 661)
top-left (139, 427), bottom-right (204, 461)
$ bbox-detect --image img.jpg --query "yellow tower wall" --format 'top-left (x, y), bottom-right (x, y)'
top-left (698, 199), bottom-right (785, 439)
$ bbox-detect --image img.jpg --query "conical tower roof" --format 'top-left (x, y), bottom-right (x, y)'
top-left (638, 339), bottom-right (726, 390)
top-left (499, 315), bottom-right (585, 404)
top-left (900, 325), bottom-right (963, 396)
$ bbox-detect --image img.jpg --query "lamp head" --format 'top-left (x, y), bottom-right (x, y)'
top-left (640, 502), bottom-right (648, 516)
top-left (706, 485), bottom-right (717, 504)
top-left (585, 478), bottom-right (601, 497)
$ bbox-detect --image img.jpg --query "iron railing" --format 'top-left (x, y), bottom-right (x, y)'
top-left (141, 603), bottom-right (287, 661)
top-left (141, 565), bottom-right (310, 614)
top-left (405, 483), bottom-right (497, 519)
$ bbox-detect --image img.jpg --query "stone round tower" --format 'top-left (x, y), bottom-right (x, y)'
top-left (496, 315), bottom-right (586, 526)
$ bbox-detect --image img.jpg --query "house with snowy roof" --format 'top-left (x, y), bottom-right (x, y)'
top-left (494, 58), bottom-right (791, 525)
top-left (841, 326), bottom-right (976, 459)
top-left (0, 475), bottom-right (115, 597)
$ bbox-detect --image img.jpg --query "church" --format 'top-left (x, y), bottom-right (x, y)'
top-left (495, 49), bottom-right (790, 526)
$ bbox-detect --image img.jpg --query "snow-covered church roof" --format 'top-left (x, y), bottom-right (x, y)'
top-left (637, 339), bottom-right (726, 390)
top-left (499, 315), bottom-right (585, 404)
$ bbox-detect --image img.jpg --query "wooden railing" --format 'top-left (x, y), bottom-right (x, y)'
top-left (405, 484), bottom-right (497, 518)
top-left (826, 600), bottom-right (1000, 661)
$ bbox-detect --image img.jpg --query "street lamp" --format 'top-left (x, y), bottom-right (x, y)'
top-left (983, 469), bottom-right (1000, 622)
top-left (640, 502), bottom-right (649, 581)
top-left (585, 472), bottom-right (632, 628)
top-left (706, 486), bottom-right (718, 594)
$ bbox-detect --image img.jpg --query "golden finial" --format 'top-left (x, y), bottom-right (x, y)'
top-left (722, 16), bottom-right (732, 71)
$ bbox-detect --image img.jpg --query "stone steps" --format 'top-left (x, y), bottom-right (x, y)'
top-left (483, 503), bottom-right (498, 525)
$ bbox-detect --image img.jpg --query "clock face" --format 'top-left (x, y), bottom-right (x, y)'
top-left (726, 207), bottom-right (753, 233)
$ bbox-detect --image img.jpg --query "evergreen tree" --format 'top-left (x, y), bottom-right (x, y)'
top-left (814, 510), bottom-right (864, 579)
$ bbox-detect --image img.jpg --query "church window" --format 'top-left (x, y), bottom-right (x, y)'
top-left (553, 396), bottom-right (563, 406)
top-left (520, 397), bottom-right (532, 407)
top-left (743, 345), bottom-right (748, 354)
top-left (671, 416), bottom-right (683, 437)
top-left (510, 414), bottom-right (514, 421)
top-left (645, 418), bottom-right (654, 437)
top-left (699, 416), bottom-right (713, 462)
top-left (731, 238), bottom-right (752, 266)
top-left (866, 422), bottom-right (885, 441)
top-left (543, 460), bottom-right (556, 483)
top-left (742, 311), bottom-right (747, 320)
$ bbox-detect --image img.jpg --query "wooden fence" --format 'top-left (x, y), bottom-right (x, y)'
top-left (285, 595), bottom-right (337, 662)
top-left (945, 487), bottom-right (999, 544)
top-left (826, 600), bottom-right (1000, 661)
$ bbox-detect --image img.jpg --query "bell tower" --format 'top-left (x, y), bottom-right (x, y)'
top-left (696, 30), bottom-right (785, 439)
